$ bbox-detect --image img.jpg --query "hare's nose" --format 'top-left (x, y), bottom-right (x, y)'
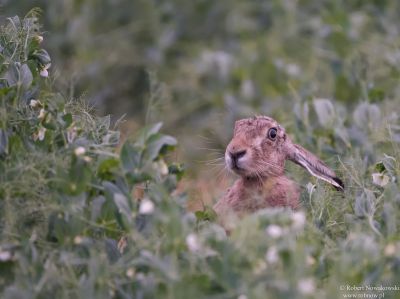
top-left (229, 150), bottom-right (247, 162)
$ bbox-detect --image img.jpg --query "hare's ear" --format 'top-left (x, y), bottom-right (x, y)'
top-left (287, 143), bottom-right (344, 190)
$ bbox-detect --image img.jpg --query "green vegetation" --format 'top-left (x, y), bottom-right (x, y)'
top-left (0, 2), bottom-right (400, 299)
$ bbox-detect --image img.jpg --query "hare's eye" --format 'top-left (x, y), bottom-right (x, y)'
top-left (267, 127), bottom-right (277, 140)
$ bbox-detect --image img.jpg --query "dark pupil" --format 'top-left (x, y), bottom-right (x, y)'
top-left (269, 128), bottom-right (277, 139)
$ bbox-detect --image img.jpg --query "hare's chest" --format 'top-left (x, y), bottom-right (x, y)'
top-left (214, 177), bottom-right (300, 216)
top-left (224, 181), bottom-right (272, 213)
top-left (229, 178), bottom-right (299, 211)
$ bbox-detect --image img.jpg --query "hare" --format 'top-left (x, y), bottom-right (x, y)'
top-left (213, 116), bottom-right (344, 217)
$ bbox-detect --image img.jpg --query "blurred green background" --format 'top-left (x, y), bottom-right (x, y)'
top-left (2, 0), bottom-right (400, 175)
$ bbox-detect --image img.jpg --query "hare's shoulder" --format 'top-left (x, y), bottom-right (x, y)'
top-left (263, 176), bottom-right (300, 209)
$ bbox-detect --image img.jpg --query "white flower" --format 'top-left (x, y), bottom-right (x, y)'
top-left (38, 108), bottom-right (46, 120)
top-left (29, 99), bottom-right (42, 108)
top-left (139, 198), bottom-right (155, 215)
top-left (40, 68), bottom-right (48, 77)
top-left (306, 255), bottom-right (316, 266)
top-left (186, 233), bottom-right (201, 252)
top-left (286, 63), bottom-right (301, 77)
top-left (384, 244), bottom-right (396, 256)
top-left (266, 224), bottom-right (283, 238)
top-left (39, 63), bottom-right (51, 78)
top-left (30, 99), bottom-right (38, 107)
top-left (372, 173), bottom-right (390, 187)
top-left (153, 160), bottom-right (169, 176)
top-left (298, 278), bottom-right (315, 295)
top-left (74, 146), bottom-right (86, 156)
top-left (38, 127), bottom-right (46, 141)
top-left (35, 35), bottom-right (44, 43)
top-left (73, 236), bottom-right (83, 244)
top-left (118, 236), bottom-right (128, 254)
top-left (265, 246), bottom-right (279, 264)
top-left (0, 251), bottom-right (12, 261)
top-left (291, 211), bottom-right (306, 230)
top-left (126, 268), bottom-right (135, 278)
top-left (67, 126), bottom-right (77, 143)
top-left (238, 295), bottom-right (248, 299)
top-left (83, 156), bottom-right (92, 163)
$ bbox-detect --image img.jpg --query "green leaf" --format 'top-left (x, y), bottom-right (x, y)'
top-left (313, 98), bottom-right (335, 128)
top-left (31, 49), bottom-right (51, 66)
top-left (136, 122), bottom-right (163, 145)
top-left (382, 154), bottom-right (396, 177)
top-left (8, 134), bottom-right (23, 155)
top-left (354, 190), bottom-right (375, 217)
top-left (6, 63), bottom-right (17, 86)
top-left (145, 133), bottom-right (177, 161)
top-left (375, 161), bottom-right (386, 173)
top-left (353, 102), bottom-right (381, 129)
top-left (113, 193), bottom-right (132, 224)
top-left (120, 141), bottom-right (141, 171)
top-left (125, 171), bottom-right (152, 184)
top-left (103, 181), bottom-right (123, 195)
top-left (334, 75), bottom-right (360, 102)
top-left (368, 88), bottom-right (385, 103)
top-left (195, 207), bottom-right (217, 222)
top-left (334, 126), bottom-right (351, 148)
top-left (168, 163), bottom-right (185, 180)
top-left (144, 122), bottom-right (163, 138)
top-left (60, 113), bottom-right (73, 128)
top-left (103, 181), bottom-right (131, 228)
top-left (7, 16), bottom-right (21, 30)
top-left (104, 238), bottom-right (121, 263)
top-left (0, 86), bottom-right (13, 97)
top-left (91, 196), bottom-right (106, 221)
top-left (102, 130), bottom-right (120, 146)
top-left (5, 63), bottom-right (33, 88)
top-left (19, 64), bottom-right (33, 88)
top-left (97, 157), bottom-right (120, 180)
top-left (382, 202), bottom-right (397, 236)
top-left (0, 129), bottom-right (9, 156)
top-left (96, 115), bottom-right (111, 134)
top-left (42, 118), bottom-right (57, 130)
top-left (67, 157), bottom-right (92, 195)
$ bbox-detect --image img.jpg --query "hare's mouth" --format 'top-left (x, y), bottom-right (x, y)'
top-left (226, 161), bottom-right (245, 174)
top-left (231, 164), bottom-right (244, 172)
top-left (229, 162), bottom-right (249, 175)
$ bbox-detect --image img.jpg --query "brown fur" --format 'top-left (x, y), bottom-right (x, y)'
top-left (214, 116), bottom-right (343, 218)
top-left (213, 175), bottom-right (299, 216)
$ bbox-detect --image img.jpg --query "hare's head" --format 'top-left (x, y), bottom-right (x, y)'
top-left (225, 116), bottom-right (344, 190)
top-left (225, 116), bottom-right (287, 178)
